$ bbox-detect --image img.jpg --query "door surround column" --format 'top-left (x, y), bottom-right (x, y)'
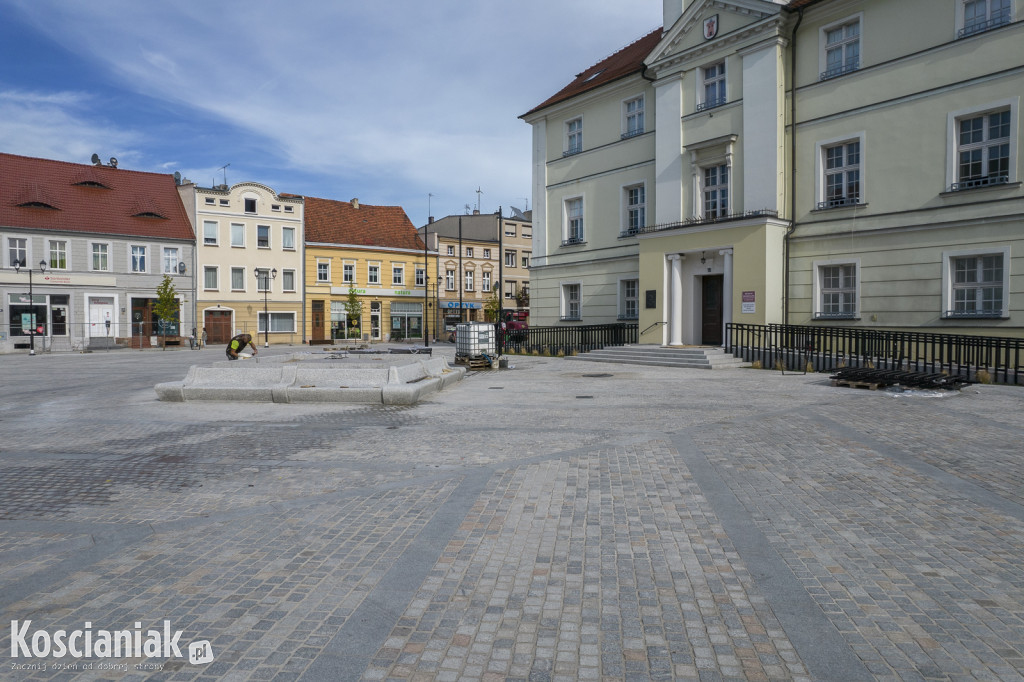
top-left (719, 248), bottom-right (733, 348)
top-left (667, 254), bottom-right (684, 346)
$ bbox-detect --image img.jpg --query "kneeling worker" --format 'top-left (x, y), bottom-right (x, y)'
top-left (226, 332), bottom-right (258, 360)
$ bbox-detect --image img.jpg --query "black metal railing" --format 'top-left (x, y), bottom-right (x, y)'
top-left (499, 323), bottom-right (637, 356)
top-left (726, 322), bottom-right (1023, 384)
top-left (816, 195), bottom-right (861, 210)
top-left (624, 209), bottom-right (780, 238)
top-left (949, 174), bottom-right (1009, 192)
top-left (695, 96), bottom-right (727, 113)
top-left (959, 14), bottom-right (1010, 38)
top-left (819, 60), bottom-right (859, 81)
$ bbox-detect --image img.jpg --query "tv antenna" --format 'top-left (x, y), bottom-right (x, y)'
top-left (218, 163), bottom-right (230, 187)
top-left (475, 186), bottom-right (483, 212)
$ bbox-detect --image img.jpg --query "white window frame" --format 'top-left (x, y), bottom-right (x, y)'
top-left (230, 223), bottom-right (245, 248)
top-left (563, 195), bottom-right (585, 245)
top-left (560, 281), bottom-right (582, 321)
top-left (231, 267), bottom-right (246, 291)
top-left (505, 250), bottom-right (516, 268)
top-left (814, 133), bottom-right (866, 209)
top-left (946, 99), bottom-right (1018, 191)
top-left (464, 269), bottom-right (474, 292)
top-left (258, 311), bottom-right (296, 334)
top-left (700, 164), bottom-right (730, 219)
top-left (281, 226), bottom-right (296, 250)
top-left (203, 265), bottom-right (219, 291)
top-left (504, 280), bottom-right (517, 300)
top-left (368, 262), bottom-right (381, 285)
top-left (91, 241), bottom-right (111, 272)
top-left (465, 247), bottom-right (473, 258)
top-left (447, 245), bottom-right (455, 256)
top-left (504, 224), bottom-right (516, 237)
top-left (483, 248), bottom-right (491, 259)
top-left (942, 246), bottom-right (1010, 318)
top-left (256, 269), bottom-right (273, 293)
top-left (204, 197), bottom-right (215, 205)
top-left (130, 245), bottom-right (147, 273)
top-left (619, 277), bottom-right (639, 320)
top-left (956, 0), bottom-right (1014, 38)
top-left (818, 14), bottom-right (862, 81)
top-left (316, 259), bottom-right (331, 283)
top-left (622, 95), bottom-right (645, 139)
top-left (162, 247), bottom-right (180, 275)
top-left (522, 253), bottom-right (530, 268)
top-left (257, 225), bottom-right (271, 249)
top-left (48, 239), bottom-right (68, 270)
top-left (564, 116), bottom-right (583, 156)
top-left (481, 270), bottom-right (491, 293)
top-left (243, 197), bottom-right (257, 213)
top-left (7, 236), bottom-right (30, 269)
top-left (812, 259), bottom-right (861, 320)
top-left (343, 261), bottom-right (356, 284)
top-left (203, 220), bottom-right (219, 246)
top-left (622, 182), bottom-right (646, 235)
top-left (392, 264), bottom-right (405, 286)
top-left (697, 61), bottom-right (726, 112)
top-left (445, 269), bottom-right (456, 291)
top-left (415, 267), bottom-right (425, 287)
top-left (281, 268), bottom-right (296, 293)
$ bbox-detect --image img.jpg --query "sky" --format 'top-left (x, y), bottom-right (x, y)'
top-left (0, 1), bottom-right (663, 227)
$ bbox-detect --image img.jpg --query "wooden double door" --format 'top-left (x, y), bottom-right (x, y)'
top-left (701, 275), bottom-right (723, 346)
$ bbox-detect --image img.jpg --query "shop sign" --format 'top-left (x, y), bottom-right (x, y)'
top-left (741, 290), bottom-right (756, 314)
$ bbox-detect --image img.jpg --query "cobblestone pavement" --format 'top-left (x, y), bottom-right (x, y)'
top-left (1, 346), bottom-right (1022, 681)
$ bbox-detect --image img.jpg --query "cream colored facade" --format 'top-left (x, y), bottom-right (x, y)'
top-left (178, 182), bottom-right (304, 345)
top-left (523, 0), bottom-right (1023, 343)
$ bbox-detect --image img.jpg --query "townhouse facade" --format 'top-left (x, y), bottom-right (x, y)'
top-left (521, 0), bottom-right (1023, 344)
top-left (304, 197), bottom-right (432, 343)
top-left (178, 181), bottom-right (304, 346)
top-left (0, 153), bottom-right (196, 352)
top-left (419, 211), bottom-right (532, 338)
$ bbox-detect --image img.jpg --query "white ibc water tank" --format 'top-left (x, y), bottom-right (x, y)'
top-left (455, 322), bottom-right (496, 357)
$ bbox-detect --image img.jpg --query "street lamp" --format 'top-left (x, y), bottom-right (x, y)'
top-left (254, 266), bottom-right (277, 348)
top-left (13, 258), bottom-right (47, 356)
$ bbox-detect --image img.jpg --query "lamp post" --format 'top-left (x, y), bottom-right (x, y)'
top-left (254, 267), bottom-right (277, 348)
top-left (14, 258), bottom-right (47, 356)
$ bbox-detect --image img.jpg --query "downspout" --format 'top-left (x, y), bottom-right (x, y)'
top-left (783, 7), bottom-right (805, 325)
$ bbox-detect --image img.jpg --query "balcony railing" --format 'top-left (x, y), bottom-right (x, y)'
top-left (959, 14), bottom-right (1010, 38)
top-left (816, 195), bottom-right (861, 210)
top-left (623, 209), bottom-right (780, 237)
top-left (949, 174), bottom-right (1009, 192)
top-left (562, 146), bottom-right (582, 158)
top-left (620, 128), bottom-right (645, 140)
top-left (695, 96), bottom-right (727, 113)
top-left (561, 235), bottom-right (585, 247)
top-left (943, 308), bottom-right (1003, 319)
top-left (820, 60), bottom-right (859, 81)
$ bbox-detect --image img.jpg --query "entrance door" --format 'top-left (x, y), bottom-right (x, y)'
top-left (311, 300), bottom-right (325, 341)
top-left (51, 306), bottom-right (68, 336)
top-left (88, 298), bottom-right (115, 337)
top-left (204, 310), bottom-right (232, 344)
top-left (701, 275), bottom-right (723, 346)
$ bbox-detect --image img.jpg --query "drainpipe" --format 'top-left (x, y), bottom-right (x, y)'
top-left (783, 6), bottom-right (805, 325)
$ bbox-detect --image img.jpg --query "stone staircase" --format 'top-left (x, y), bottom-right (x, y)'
top-left (564, 344), bottom-right (748, 370)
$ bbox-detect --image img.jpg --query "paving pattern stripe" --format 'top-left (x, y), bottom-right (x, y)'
top-left (806, 413), bottom-right (1024, 523)
top-left (299, 468), bottom-right (492, 681)
top-left (671, 431), bottom-right (875, 682)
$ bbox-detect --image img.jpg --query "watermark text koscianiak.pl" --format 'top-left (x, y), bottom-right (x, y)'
top-left (10, 620), bottom-right (213, 664)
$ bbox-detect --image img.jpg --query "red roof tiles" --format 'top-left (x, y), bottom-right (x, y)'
top-left (303, 196), bottom-right (425, 251)
top-left (0, 153), bottom-right (194, 240)
top-left (522, 28), bottom-right (663, 118)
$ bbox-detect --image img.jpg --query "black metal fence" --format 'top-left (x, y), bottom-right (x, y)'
top-left (726, 322), bottom-right (1023, 384)
top-left (500, 323), bottom-right (637, 356)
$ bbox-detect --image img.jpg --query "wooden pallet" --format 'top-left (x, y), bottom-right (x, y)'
top-left (455, 356), bottom-right (493, 370)
top-left (831, 378), bottom-right (882, 390)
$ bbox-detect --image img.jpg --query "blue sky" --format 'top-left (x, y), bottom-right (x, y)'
top-left (0, 1), bottom-right (663, 226)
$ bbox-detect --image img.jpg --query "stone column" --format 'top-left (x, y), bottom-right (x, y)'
top-left (719, 249), bottom-right (734, 347)
top-left (668, 254), bottom-right (684, 346)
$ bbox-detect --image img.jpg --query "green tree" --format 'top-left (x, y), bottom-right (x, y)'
top-left (345, 287), bottom-right (363, 339)
top-left (153, 275), bottom-right (179, 349)
top-left (484, 283), bottom-right (502, 323)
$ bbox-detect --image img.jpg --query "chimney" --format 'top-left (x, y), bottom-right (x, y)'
top-left (428, 216), bottom-right (434, 223)
top-left (664, 0), bottom-right (685, 29)
top-left (472, 209), bottom-right (480, 215)
top-left (351, 198), bottom-right (359, 209)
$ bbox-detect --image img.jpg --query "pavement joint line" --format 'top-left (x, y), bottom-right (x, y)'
top-left (671, 430), bottom-right (875, 682)
top-left (807, 412), bottom-right (1024, 524)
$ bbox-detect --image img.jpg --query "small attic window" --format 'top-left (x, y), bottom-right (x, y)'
top-left (205, 197), bottom-right (216, 205)
top-left (582, 68), bottom-right (606, 83)
top-left (74, 180), bottom-right (110, 189)
top-left (18, 201), bottom-right (58, 210)
top-left (133, 211), bottom-right (167, 219)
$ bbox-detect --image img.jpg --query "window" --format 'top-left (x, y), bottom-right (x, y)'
top-left (258, 312), bottom-right (296, 333)
top-left (204, 197), bottom-right (215, 205)
top-left (368, 264), bottom-right (380, 285)
top-left (505, 224), bottom-right (516, 237)
top-left (820, 140), bottom-right (861, 209)
top-left (953, 109), bottom-right (1011, 190)
top-left (219, 199), bottom-right (229, 207)
top-left (8, 237), bottom-right (27, 268)
top-left (281, 227), bottom-right (295, 250)
top-left (523, 230), bottom-right (532, 239)
top-left (48, 240), bottom-right (67, 270)
top-left (820, 17), bottom-right (860, 80)
top-left (698, 62), bottom-right (726, 111)
top-left (446, 269), bottom-right (456, 291)
top-left (162, 247), bottom-right (180, 274)
top-left (257, 225), bottom-right (270, 248)
top-left (505, 280), bottom-right (517, 300)
top-left (92, 243), bottom-right (109, 271)
top-left (131, 245), bottom-right (147, 273)
top-left (256, 269), bottom-right (273, 293)
top-left (944, 250), bottom-right (1007, 317)
top-left (282, 269), bottom-right (296, 292)
top-left (231, 223), bottom-right (245, 247)
top-left (447, 245), bottom-right (455, 256)
top-left (231, 267), bottom-right (245, 290)
top-left (204, 266), bottom-right (218, 290)
top-left (415, 267), bottom-right (425, 287)
top-left (564, 197), bottom-right (584, 245)
top-left (522, 254), bottom-right (530, 268)
top-left (505, 250), bottom-right (516, 267)
top-left (959, 0), bottom-right (1012, 37)
top-left (284, 205), bottom-right (293, 213)
top-left (464, 270), bottom-right (474, 291)
top-left (317, 260), bottom-right (330, 283)
top-left (623, 96), bottom-right (644, 138)
top-left (565, 117), bottom-right (583, 156)
top-left (272, 204), bottom-right (281, 212)
top-left (561, 283), bottom-right (581, 320)
top-left (343, 262), bottom-right (355, 284)
top-left (483, 248), bottom-right (491, 259)
top-left (392, 264), bottom-right (405, 286)
top-left (203, 220), bottom-right (218, 245)
top-left (465, 247), bottom-right (473, 258)
top-left (244, 197), bottom-right (257, 213)
top-left (817, 263), bottom-right (858, 319)
top-left (624, 184), bottom-right (646, 235)
top-left (702, 165), bottom-right (729, 219)
top-left (482, 271), bottom-right (491, 292)
top-left (620, 279), bottom-right (639, 320)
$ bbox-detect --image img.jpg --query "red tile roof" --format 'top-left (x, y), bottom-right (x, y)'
top-left (0, 153), bottom-right (194, 240)
top-left (521, 28), bottom-right (663, 118)
top-left (303, 196), bottom-right (425, 251)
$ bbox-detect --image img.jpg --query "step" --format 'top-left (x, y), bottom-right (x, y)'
top-left (565, 345), bottom-right (748, 369)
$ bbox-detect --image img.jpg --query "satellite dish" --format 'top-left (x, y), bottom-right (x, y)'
top-left (91, 153), bottom-right (101, 166)
top-left (177, 261), bottom-right (186, 275)
top-left (109, 157), bottom-right (118, 168)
